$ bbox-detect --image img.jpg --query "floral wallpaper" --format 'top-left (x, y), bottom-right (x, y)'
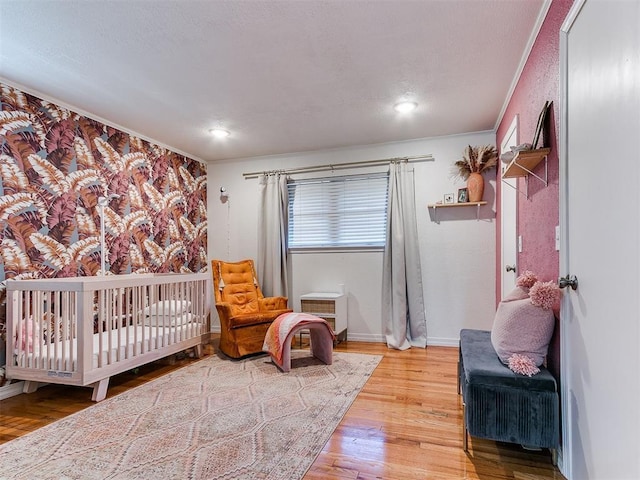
top-left (0, 83), bottom-right (208, 281)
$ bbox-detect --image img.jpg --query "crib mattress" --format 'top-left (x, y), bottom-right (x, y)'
top-left (15, 323), bottom-right (202, 372)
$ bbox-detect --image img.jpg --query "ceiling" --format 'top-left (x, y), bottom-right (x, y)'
top-left (0, 0), bottom-right (546, 163)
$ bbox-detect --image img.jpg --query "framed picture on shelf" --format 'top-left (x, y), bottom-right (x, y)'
top-left (458, 188), bottom-right (468, 203)
top-left (444, 193), bottom-right (455, 204)
top-left (532, 100), bottom-right (552, 149)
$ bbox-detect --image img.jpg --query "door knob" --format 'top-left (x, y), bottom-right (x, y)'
top-left (505, 265), bottom-right (516, 273)
top-left (559, 274), bottom-right (578, 290)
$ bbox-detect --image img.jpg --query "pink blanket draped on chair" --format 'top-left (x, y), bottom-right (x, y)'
top-left (263, 312), bottom-right (335, 365)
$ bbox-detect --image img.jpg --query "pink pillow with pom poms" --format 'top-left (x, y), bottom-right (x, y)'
top-left (516, 270), bottom-right (538, 289)
top-left (501, 270), bottom-right (539, 303)
top-left (491, 280), bottom-right (560, 368)
top-left (502, 286), bottom-right (530, 302)
top-left (508, 353), bottom-right (540, 376)
top-left (529, 280), bottom-right (561, 310)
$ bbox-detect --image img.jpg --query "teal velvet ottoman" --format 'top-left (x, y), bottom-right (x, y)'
top-left (458, 329), bottom-right (559, 461)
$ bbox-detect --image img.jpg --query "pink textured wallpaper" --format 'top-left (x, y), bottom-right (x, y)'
top-left (495, 0), bottom-right (574, 306)
top-left (0, 83), bottom-right (208, 280)
top-left (0, 82), bottom-right (208, 365)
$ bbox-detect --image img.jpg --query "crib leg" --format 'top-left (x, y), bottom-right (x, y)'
top-left (91, 378), bottom-right (110, 402)
top-left (194, 344), bottom-right (203, 358)
top-left (23, 381), bottom-right (40, 394)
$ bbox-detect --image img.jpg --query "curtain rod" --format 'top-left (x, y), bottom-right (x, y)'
top-left (242, 154), bottom-right (434, 179)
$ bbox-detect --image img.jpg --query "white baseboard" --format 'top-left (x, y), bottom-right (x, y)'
top-left (346, 333), bottom-right (385, 343)
top-left (0, 381), bottom-right (25, 400)
top-left (207, 327), bottom-right (458, 348)
top-left (346, 335), bottom-right (458, 346)
top-left (208, 326), bottom-right (384, 343)
top-left (426, 337), bottom-right (459, 347)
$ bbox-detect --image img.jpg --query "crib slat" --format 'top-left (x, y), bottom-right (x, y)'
top-left (109, 288), bottom-right (115, 365)
top-left (79, 289), bottom-right (93, 377)
top-left (42, 293), bottom-right (48, 369)
top-left (54, 291), bottom-right (61, 371)
top-left (161, 282), bottom-right (168, 347)
top-left (132, 285), bottom-right (139, 356)
top-left (140, 285), bottom-right (145, 354)
top-left (116, 288), bottom-right (122, 362)
top-left (126, 287), bottom-right (131, 359)
top-left (28, 291), bottom-right (35, 369)
top-left (97, 289), bottom-right (103, 368)
top-left (32, 291), bottom-right (40, 369)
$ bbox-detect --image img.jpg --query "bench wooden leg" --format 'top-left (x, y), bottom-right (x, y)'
top-left (462, 402), bottom-right (469, 452)
top-left (91, 378), bottom-right (110, 402)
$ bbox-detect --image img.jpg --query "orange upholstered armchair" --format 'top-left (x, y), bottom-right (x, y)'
top-left (211, 259), bottom-right (292, 358)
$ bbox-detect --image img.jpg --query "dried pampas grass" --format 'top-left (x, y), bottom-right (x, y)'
top-left (452, 145), bottom-right (498, 180)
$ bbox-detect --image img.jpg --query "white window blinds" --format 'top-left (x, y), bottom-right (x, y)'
top-left (287, 172), bottom-right (389, 249)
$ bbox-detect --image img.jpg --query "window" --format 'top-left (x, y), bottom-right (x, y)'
top-left (287, 172), bottom-right (389, 249)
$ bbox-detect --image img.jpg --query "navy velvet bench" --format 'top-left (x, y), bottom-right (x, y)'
top-left (458, 329), bottom-right (559, 462)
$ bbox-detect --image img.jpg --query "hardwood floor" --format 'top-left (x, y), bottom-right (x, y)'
top-left (309, 341), bottom-right (564, 480)
top-left (0, 338), bottom-right (565, 479)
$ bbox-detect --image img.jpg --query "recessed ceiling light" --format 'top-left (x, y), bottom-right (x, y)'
top-left (209, 128), bottom-right (230, 138)
top-left (394, 101), bottom-right (418, 113)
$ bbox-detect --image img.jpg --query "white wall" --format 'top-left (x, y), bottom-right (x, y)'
top-left (207, 132), bottom-right (497, 345)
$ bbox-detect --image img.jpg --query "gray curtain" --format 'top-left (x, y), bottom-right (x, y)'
top-left (382, 162), bottom-right (427, 350)
top-left (257, 173), bottom-right (289, 297)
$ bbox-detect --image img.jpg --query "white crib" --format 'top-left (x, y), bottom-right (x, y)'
top-left (6, 272), bottom-right (210, 401)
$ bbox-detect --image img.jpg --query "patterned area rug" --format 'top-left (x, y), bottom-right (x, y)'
top-left (1, 351), bottom-right (381, 480)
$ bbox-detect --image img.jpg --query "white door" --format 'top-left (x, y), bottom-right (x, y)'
top-left (560, 1), bottom-right (640, 478)
top-left (500, 116), bottom-right (518, 298)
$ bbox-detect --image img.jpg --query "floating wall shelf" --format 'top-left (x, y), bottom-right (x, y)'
top-left (427, 201), bottom-right (487, 222)
top-left (501, 148), bottom-right (551, 199)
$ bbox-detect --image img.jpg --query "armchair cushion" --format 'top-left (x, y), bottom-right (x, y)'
top-left (223, 284), bottom-right (260, 315)
top-left (223, 310), bottom-right (292, 329)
